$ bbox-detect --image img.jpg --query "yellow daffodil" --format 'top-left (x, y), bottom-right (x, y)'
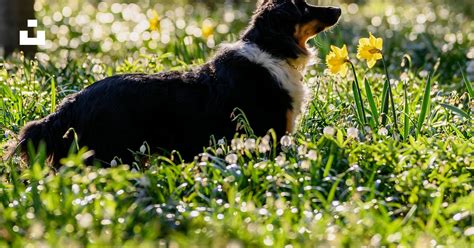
top-left (357, 32), bottom-right (383, 68)
top-left (326, 44), bottom-right (350, 76)
top-left (201, 20), bottom-right (214, 38)
top-left (149, 10), bottom-right (160, 31)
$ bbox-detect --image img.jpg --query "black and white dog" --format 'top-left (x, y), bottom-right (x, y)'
top-left (14, 0), bottom-right (341, 165)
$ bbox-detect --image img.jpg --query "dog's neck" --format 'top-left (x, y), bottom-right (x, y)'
top-left (287, 54), bottom-right (310, 74)
top-left (221, 40), bottom-right (313, 81)
top-left (287, 45), bottom-right (317, 80)
top-left (220, 40), bottom-right (310, 112)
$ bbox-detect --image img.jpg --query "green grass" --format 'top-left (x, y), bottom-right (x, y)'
top-left (1, 0), bottom-right (473, 246)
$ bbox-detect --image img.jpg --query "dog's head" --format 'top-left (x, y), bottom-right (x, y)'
top-left (242, 0), bottom-right (341, 59)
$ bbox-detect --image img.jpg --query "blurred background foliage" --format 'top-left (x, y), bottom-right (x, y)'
top-left (29, 0), bottom-right (473, 82)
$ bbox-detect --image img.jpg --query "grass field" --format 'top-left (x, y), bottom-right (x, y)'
top-left (0, 0), bottom-right (473, 246)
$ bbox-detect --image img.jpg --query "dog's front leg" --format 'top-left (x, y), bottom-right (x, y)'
top-left (286, 110), bottom-right (295, 133)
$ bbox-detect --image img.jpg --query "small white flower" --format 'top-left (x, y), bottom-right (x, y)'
top-left (419, 70), bottom-right (429, 78)
top-left (275, 154), bottom-right (286, 166)
top-left (364, 126), bottom-right (372, 133)
top-left (28, 222), bottom-right (45, 239)
top-left (200, 153), bottom-right (209, 162)
top-left (300, 160), bottom-right (311, 170)
top-left (139, 144), bottom-right (147, 153)
top-left (280, 135), bottom-right (293, 147)
top-left (110, 159), bottom-right (118, 167)
top-left (297, 145), bottom-right (307, 156)
top-left (225, 154), bottom-right (238, 164)
top-left (347, 127), bottom-right (359, 139)
top-left (56, 76), bottom-right (64, 83)
top-left (231, 138), bottom-right (244, 151)
top-left (258, 143), bottom-right (270, 153)
top-left (258, 138), bottom-right (271, 153)
top-left (464, 226), bottom-right (474, 236)
top-left (307, 150), bottom-right (318, 161)
top-left (72, 184), bottom-right (80, 194)
top-left (217, 138), bottom-right (226, 145)
top-left (216, 148), bottom-right (224, 156)
top-left (4, 130), bottom-right (13, 139)
top-left (92, 64), bottom-right (104, 74)
top-left (254, 161), bottom-right (268, 169)
top-left (378, 127), bottom-right (389, 136)
top-left (76, 213), bottom-right (93, 228)
top-left (244, 138), bottom-right (256, 150)
top-left (139, 176), bottom-right (150, 187)
top-left (323, 126), bottom-right (336, 136)
top-left (400, 72), bottom-right (409, 82)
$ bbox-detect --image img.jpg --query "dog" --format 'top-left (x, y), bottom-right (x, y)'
top-left (12, 0), bottom-right (341, 166)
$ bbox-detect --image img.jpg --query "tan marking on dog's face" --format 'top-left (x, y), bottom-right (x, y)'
top-left (294, 20), bottom-right (327, 49)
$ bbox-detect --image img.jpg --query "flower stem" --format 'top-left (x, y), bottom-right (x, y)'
top-left (381, 55), bottom-right (399, 133)
top-left (349, 61), bottom-right (368, 126)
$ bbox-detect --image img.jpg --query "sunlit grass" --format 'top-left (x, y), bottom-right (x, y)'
top-left (0, 0), bottom-right (473, 246)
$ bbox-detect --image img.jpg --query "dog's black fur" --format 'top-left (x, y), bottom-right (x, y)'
top-left (13, 0), bottom-right (341, 166)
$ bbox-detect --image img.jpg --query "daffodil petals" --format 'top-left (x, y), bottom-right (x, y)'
top-left (375, 38), bottom-right (383, 50)
top-left (367, 59), bottom-right (377, 68)
top-left (359, 38), bottom-right (370, 46)
top-left (325, 44), bottom-right (350, 77)
top-left (357, 33), bottom-right (384, 68)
